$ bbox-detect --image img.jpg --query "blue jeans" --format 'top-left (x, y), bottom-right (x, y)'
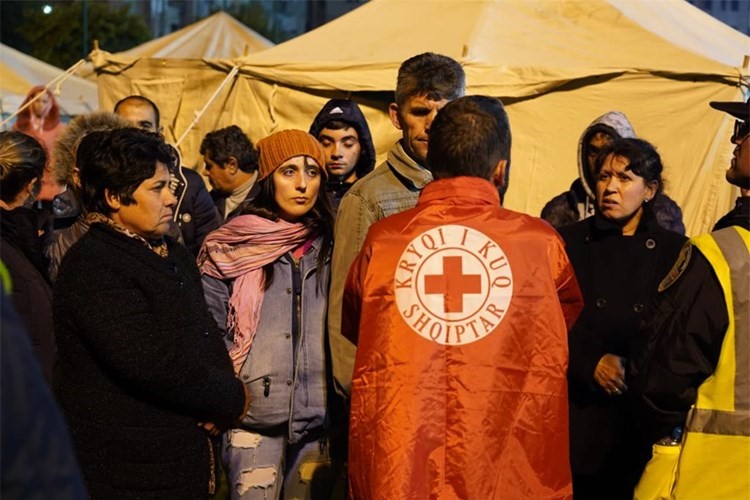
top-left (223, 428), bottom-right (333, 500)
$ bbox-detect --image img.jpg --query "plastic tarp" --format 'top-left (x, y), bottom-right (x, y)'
top-left (1, 43), bottom-right (98, 118)
top-left (93, 0), bottom-right (749, 235)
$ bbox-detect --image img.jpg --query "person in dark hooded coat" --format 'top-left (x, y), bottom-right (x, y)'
top-left (542, 111), bottom-right (685, 234)
top-left (309, 99), bottom-right (376, 212)
top-left (0, 131), bottom-right (55, 383)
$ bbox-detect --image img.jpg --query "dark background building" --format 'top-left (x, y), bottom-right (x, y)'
top-left (1, 0), bottom-right (746, 70)
top-left (688, 0), bottom-right (750, 34)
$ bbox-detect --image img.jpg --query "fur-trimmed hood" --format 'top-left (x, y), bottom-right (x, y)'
top-left (52, 111), bottom-right (131, 187)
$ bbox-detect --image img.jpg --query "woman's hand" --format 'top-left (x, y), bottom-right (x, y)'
top-left (197, 421), bottom-right (220, 436)
top-left (197, 384), bottom-right (251, 436)
top-left (594, 354), bottom-right (628, 396)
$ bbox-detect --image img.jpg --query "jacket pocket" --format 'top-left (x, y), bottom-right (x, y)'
top-left (243, 375), bottom-right (291, 429)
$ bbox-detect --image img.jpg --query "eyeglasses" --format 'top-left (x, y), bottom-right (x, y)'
top-left (732, 119), bottom-right (749, 143)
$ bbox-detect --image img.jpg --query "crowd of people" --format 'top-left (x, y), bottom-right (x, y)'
top-left (0, 52), bottom-right (748, 500)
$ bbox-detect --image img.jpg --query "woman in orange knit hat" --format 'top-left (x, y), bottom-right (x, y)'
top-left (199, 129), bottom-right (336, 499)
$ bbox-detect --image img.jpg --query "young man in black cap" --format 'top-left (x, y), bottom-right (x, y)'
top-left (309, 99), bottom-right (376, 212)
top-left (710, 98), bottom-right (750, 231)
top-left (628, 98), bottom-right (749, 498)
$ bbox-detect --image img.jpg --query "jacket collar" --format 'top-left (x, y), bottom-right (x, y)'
top-left (591, 202), bottom-right (660, 237)
top-left (386, 141), bottom-right (432, 190)
top-left (418, 177), bottom-right (500, 206)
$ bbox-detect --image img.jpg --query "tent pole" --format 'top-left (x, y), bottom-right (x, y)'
top-left (174, 65), bottom-right (240, 147)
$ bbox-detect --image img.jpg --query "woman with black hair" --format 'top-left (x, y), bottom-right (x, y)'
top-left (200, 129), bottom-right (335, 499)
top-left (560, 138), bottom-right (687, 498)
top-left (54, 128), bottom-right (248, 499)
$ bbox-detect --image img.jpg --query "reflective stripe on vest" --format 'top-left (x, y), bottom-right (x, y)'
top-left (686, 226), bottom-right (750, 435)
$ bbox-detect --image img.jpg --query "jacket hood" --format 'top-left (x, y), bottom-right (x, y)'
top-left (577, 111), bottom-right (636, 200)
top-left (309, 99), bottom-right (376, 180)
top-left (52, 111), bottom-right (131, 187)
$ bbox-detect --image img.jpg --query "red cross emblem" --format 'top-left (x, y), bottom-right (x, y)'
top-left (424, 255), bottom-right (482, 313)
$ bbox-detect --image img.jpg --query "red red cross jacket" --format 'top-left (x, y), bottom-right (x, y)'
top-left (343, 177), bottom-right (583, 499)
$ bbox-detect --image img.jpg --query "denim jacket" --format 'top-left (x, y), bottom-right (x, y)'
top-left (327, 141), bottom-right (432, 396)
top-left (203, 236), bottom-right (330, 441)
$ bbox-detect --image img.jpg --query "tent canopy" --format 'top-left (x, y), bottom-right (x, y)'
top-left (1, 43), bottom-right (98, 118)
top-left (76, 11), bottom-right (273, 80)
top-left (238, 0), bottom-right (743, 91)
top-left (119, 11), bottom-right (273, 59)
top-left (93, 0), bottom-right (749, 235)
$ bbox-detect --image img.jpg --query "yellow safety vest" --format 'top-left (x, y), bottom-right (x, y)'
top-left (673, 226), bottom-right (750, 498)
top-left (635, 226), bottom-right (750, 500)
top-left (0, 259), bottom-right (11, 295)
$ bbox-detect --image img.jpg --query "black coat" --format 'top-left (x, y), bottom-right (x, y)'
top-left (175, 168), bottom-right (222, 255)
top-left (559, 206), bottom-right (686, 493)
top-left (628, 247), bottom-right (728, 475)
top-left (54, 224), bottom-right (245, 499)
top-left (0, 207), bottom-right (55, 383)
top-left (211, 181), bottom-right (260, 222)
top-left (713, 196), bottom-right (750, 231)
top-left (1, 295), bottom-right (87, 499)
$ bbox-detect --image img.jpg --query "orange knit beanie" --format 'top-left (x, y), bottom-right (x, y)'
top-left (257, 129), bottom-right (327, 180)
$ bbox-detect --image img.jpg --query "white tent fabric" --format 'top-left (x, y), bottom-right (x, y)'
top-left (93, 0), bottom-right (749, 235)
top-left (1, 43), bottom-right (98, 119)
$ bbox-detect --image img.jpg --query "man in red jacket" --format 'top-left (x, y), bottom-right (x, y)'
top-left (343, 96), bottom-right (583, 499)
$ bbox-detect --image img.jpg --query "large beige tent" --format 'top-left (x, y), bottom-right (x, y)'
top-left (118, 11), bottom-right (273, 59)
top-left (93, 0), bottom-right (749, 234)
top-left (77, 11), bottom-right (273, 79)
top-left (1, 43), bottom-right (98, 119)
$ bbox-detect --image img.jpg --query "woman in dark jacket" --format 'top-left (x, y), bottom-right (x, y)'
top-left (54, 128), bottom-right (248, 499)
top-left (559, 138), bottom-right (686, 499)
top-left (0, 131), bottom-right (55, 383)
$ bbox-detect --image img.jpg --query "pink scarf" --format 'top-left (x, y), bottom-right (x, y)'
top-left (198, 215), bottom-right (311, 373)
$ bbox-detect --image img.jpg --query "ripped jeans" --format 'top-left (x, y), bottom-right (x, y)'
top-left (223, 427), bottom-right (334, 500)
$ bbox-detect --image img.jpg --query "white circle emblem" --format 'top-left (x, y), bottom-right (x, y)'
top-left (394, 225), bottom-right (513, 345)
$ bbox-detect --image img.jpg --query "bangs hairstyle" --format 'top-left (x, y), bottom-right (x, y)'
top-left (77, 128), bottom-right (176, 215)
top-left (427, 96), bottom-right (511, 181)
top-left (394, 52), bottom-right (465, 107)
top-left (0, 131), bottom-right (47, 203)
top-left (594, 138), bottom-right (664, 194)
top-left (238, 159), bottom-right (334, 290)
